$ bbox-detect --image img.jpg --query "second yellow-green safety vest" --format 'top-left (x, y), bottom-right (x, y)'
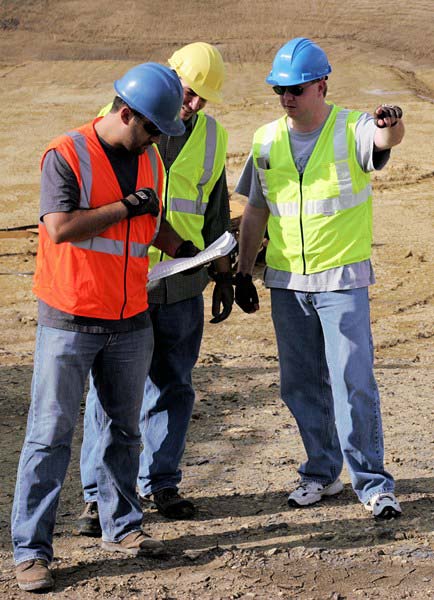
top-left (149, 110), bottom-right (227, 267)
top-left (252, 104), bottom-right (373, 275)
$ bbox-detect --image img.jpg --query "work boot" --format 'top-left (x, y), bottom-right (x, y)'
top-left (101, 530), bottom-right (166, 557)
top-left (16, 559), bottom-right (54, 592)
top-left (75, 501), bottom-right (102, 537)
top-left (153, 488), bottom-right (195, 519)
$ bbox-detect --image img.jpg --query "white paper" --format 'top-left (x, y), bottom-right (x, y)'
top-left (147, 231), bottom-right (236, 282)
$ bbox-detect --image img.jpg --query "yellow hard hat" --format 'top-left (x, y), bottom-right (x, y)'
top-left (168, 42), bottom-right (225, 103)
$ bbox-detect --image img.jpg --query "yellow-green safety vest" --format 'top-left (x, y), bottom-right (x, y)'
top-left (252, 104), bottom-right (373, 275)
top-left (150, 111), bottom-right (227, 266)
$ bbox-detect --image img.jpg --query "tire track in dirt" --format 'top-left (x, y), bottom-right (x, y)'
top-left (391, 65), bottom-right (434, 104)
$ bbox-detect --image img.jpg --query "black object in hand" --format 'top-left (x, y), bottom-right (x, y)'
top-left (375, 104), bottom-right (403, 128)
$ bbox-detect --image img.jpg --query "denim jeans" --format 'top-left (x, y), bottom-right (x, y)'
top-left (11, 324), bottom-right (154, 565)
top-left (270, 287), bottom-right (395, 504)
top-left (81, 295), bottom-right (204, 501)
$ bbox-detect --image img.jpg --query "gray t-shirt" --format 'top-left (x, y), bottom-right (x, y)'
top-left (235, 109), bottom-right (390, 292)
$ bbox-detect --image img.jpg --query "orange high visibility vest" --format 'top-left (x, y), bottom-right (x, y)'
top-left (33, 119), bottom-right (164, 320)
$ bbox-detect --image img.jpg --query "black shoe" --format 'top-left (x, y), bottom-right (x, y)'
top-left (152, 488), bottom-right (195, 520)
top-left (75, 501), bottom-right (102, 537)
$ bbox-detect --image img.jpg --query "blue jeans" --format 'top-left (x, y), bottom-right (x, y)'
top-left (11, 324), bottom-right (154, 565)
top-left (270, 287), bottom-right (395, 504)
top-left (81, 295), bottom-right (204, 501)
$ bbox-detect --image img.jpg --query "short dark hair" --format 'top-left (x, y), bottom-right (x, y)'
top-left (111, 96), bottom-right (145, 120)
top-left (111, 96), bottom-right (128, 113)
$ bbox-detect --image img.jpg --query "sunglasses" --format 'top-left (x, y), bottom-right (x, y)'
top-left (272, 79), bottom-right (320, 97)
top-left (131, 110), bottom-right (162, 137)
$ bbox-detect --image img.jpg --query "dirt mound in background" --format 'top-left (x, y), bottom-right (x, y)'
top-left (1, 0), bottom-right (434, 65)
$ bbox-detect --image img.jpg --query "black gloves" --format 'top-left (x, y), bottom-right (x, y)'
top-left (174, 240), bottom-right (202, 275)
top-left (375, 104), bottom-right (403, 128)
top-left (121, 187), bottom-right (160, 218)
top-left (210, 272), bottom-right (234, 324)
top-left (234, 272), bottom-right (259, 313)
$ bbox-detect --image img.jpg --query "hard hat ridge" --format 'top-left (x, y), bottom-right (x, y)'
top-left (114, 62), bottom-right (185, 136)
top-left (266, 37), bottom-right (332, 87)
top-left (168, 42), bottom-right (225, 103)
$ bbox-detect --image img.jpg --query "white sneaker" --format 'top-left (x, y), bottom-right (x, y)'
top-left (287, 479), bottom-right (344, 507)
top-left (364, 492), bottom-right (402, 520)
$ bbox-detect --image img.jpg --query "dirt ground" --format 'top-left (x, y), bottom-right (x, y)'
top-left (0, 1), bottom-right (433, 598)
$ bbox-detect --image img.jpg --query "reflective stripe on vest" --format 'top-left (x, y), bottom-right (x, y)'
top-left (257, 110), bottom-right (371, 218)
top-left (66, 131), bottom-right (92, 209)
top-left (304, 110), bottom-right (372, 215)
top-left (256, 119), bottom-right (279, 208)
top-left (73, 237), bottom-right (150, 258)
top-left (170, 114), bottom-right (218, 216)
top-left (148, 112), bottom-right (227, 267)
top-left (66, 130), bottom-right (160, 258)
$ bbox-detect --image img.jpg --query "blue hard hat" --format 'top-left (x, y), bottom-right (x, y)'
top-left (114, 62), bottom-right (185, 136)
top-left (266, 38), bottom-right (332, 86)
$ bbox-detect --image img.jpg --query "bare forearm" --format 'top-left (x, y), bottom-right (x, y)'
top-left (373, 104), bottom-right (405, 150)
top-left (237, 204), bottom-right (269, 275)
top-left (374, 120), bottom-right (405, 150)
top-left (43, 202), bottom-right (128, 244)
top-left (213, 254), bottom-right (232, 273)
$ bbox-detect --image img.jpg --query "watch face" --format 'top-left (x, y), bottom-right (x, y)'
top-left (136, 190), bottom-right (149, 201)
top-left (130, 196), bottom-right (140, 205)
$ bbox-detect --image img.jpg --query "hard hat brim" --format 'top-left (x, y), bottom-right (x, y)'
top-left (158, 118), bottom-right (186, 136)
top-left (265, 66), bottom-right (331, 87)
top-left (177, 74), bottom-right (223, 104)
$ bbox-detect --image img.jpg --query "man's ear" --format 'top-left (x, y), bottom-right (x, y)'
top-left (318, 79), bottom-right (328, 98)
top-left (120, 106), bottom-right (132, 125)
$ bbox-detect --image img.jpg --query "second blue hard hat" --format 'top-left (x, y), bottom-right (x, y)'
top-left (266, 38), bottom-right (331, 86)
top-left (114, 63), bottom-right (185, 136)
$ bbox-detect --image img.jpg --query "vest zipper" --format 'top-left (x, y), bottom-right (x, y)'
top-left (299, 173), bottom-right (306, 275)
top-left (120, 218), bottom-right (131, 319)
